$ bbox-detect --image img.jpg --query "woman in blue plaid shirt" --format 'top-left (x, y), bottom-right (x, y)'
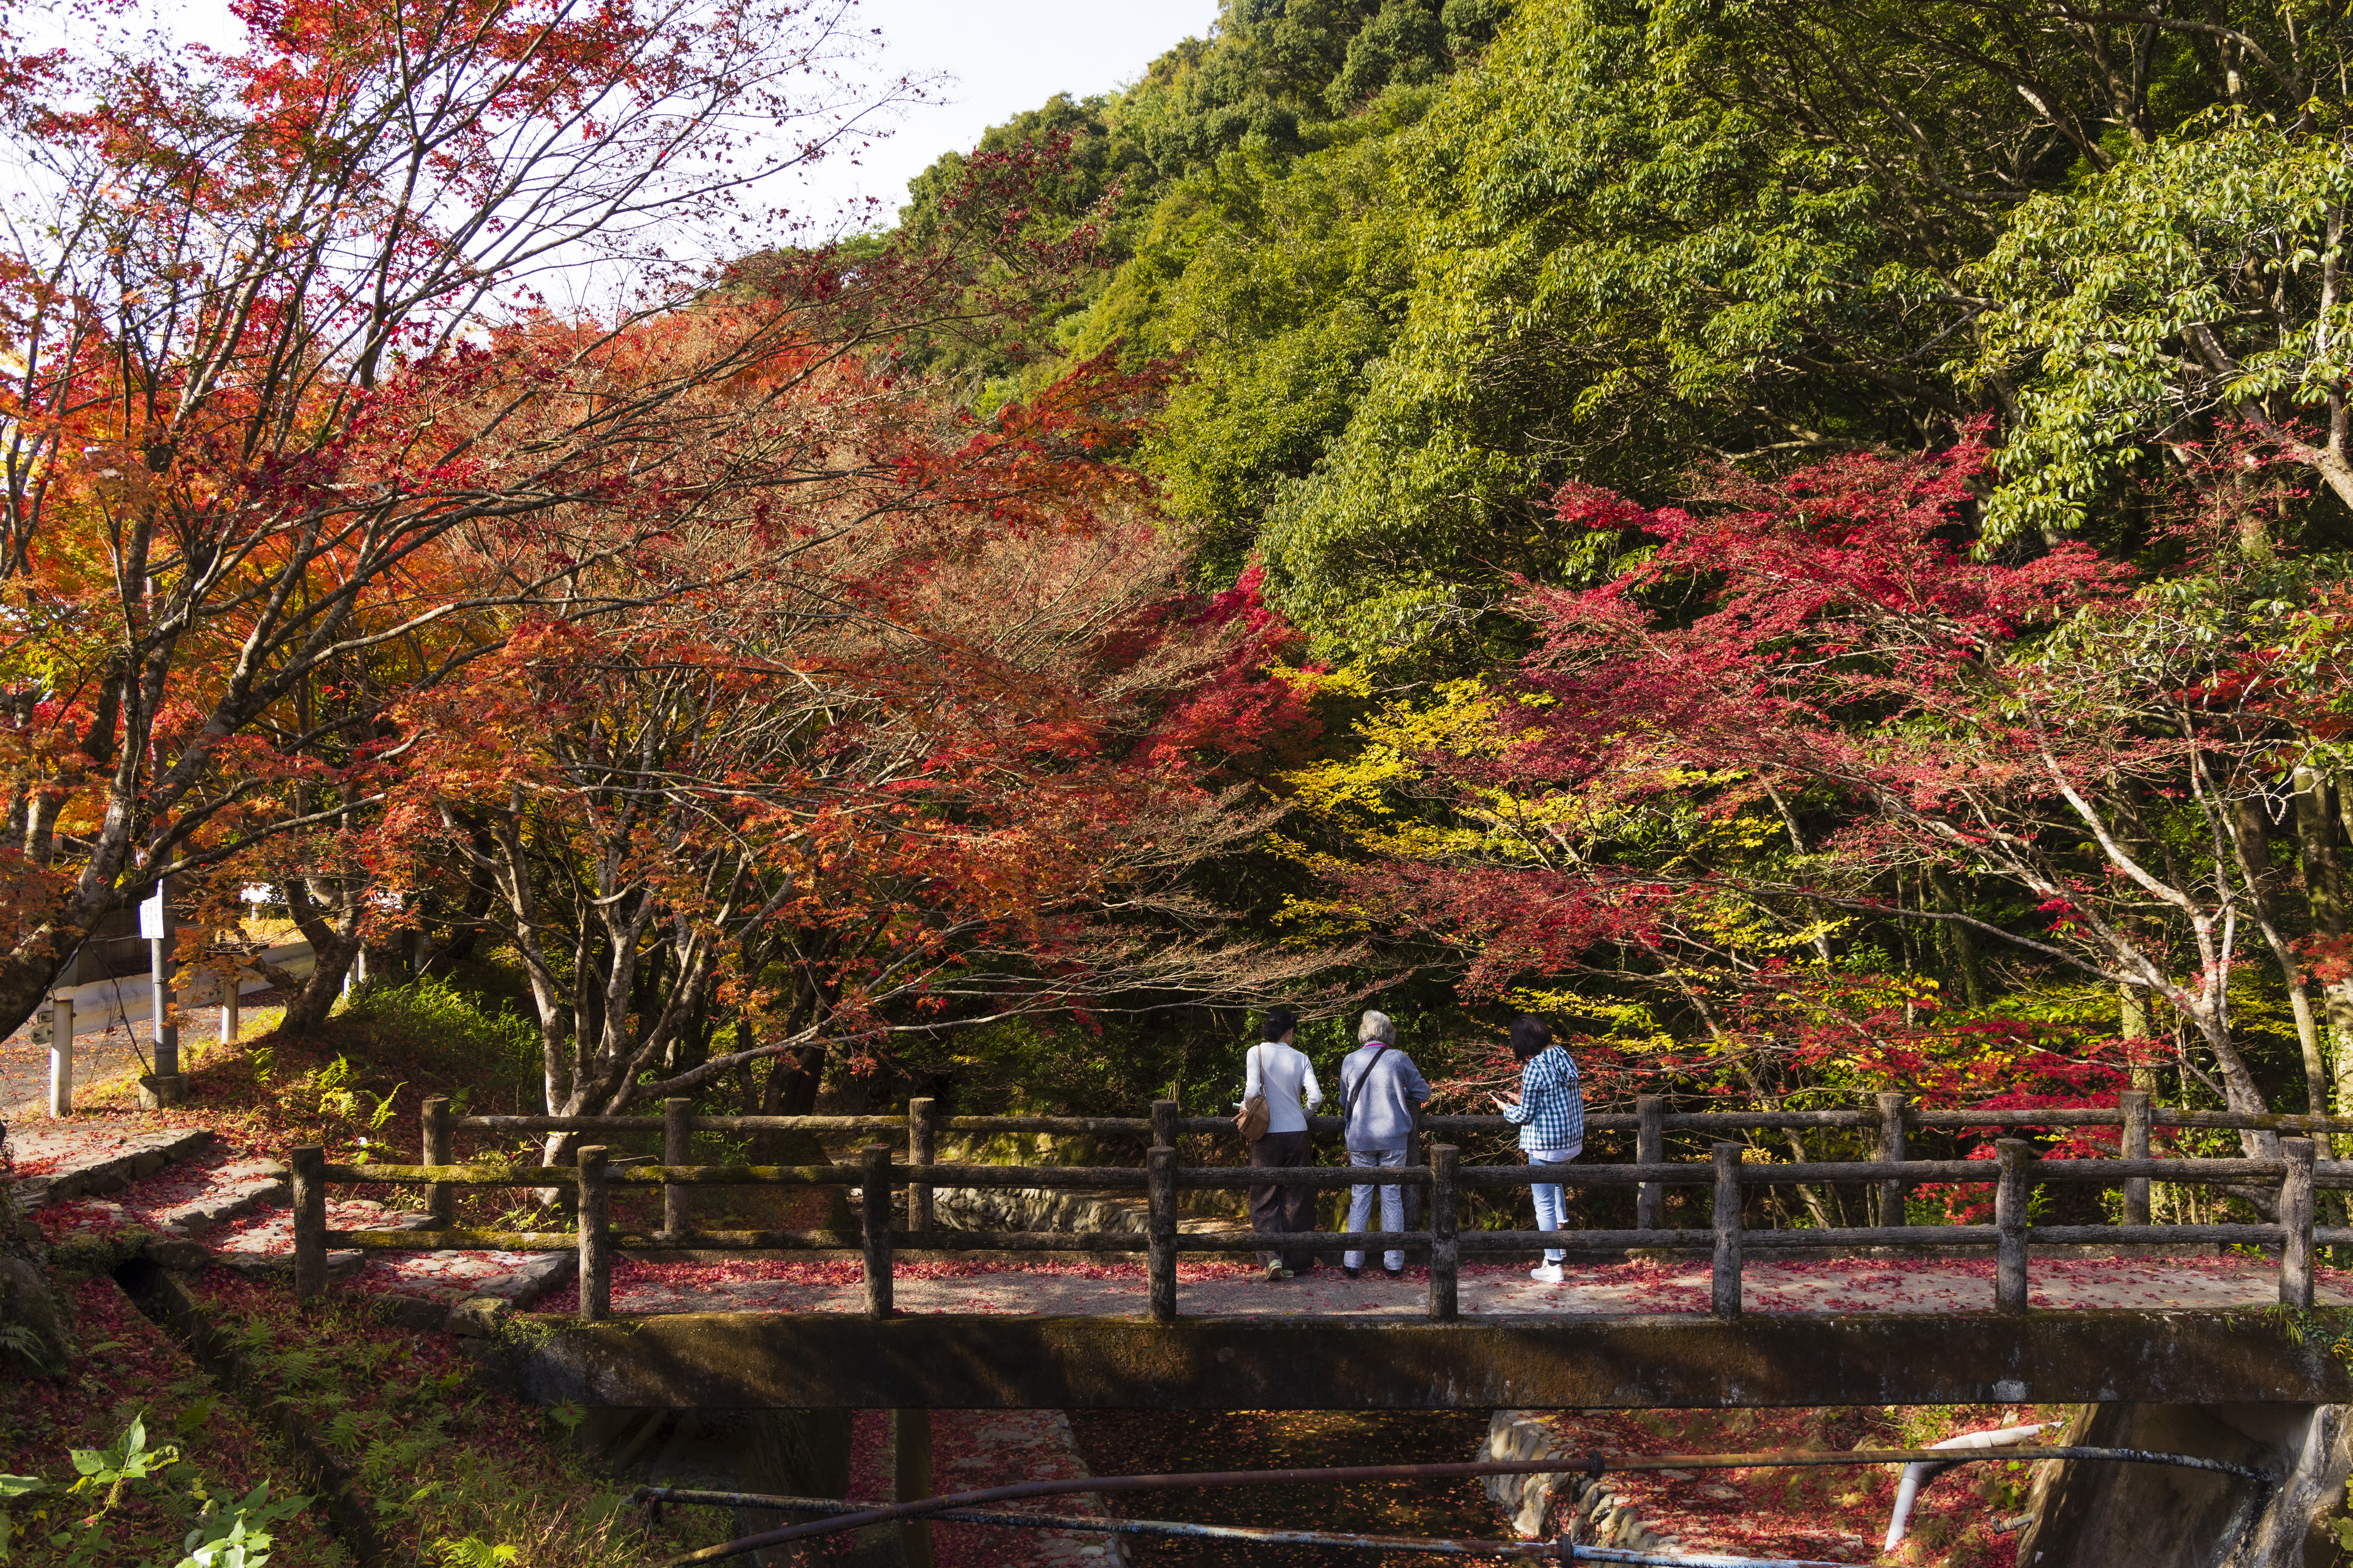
top-left (1491, 1016), bottom-right (1583, 1284)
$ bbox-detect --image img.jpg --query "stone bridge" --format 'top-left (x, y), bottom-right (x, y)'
top-left (514, 1303), bottom-right (2353, 1412)
top-left (281, 1091), bottom-right (2353, 1567)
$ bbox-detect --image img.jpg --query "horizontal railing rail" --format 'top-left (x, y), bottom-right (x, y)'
top-left (324, 1155), bottom-right (2353, 1189)
top-left (285, 1088), bottom-right (2345, 1324)
top-left (450, 1103), bottom-right (2353, 1137)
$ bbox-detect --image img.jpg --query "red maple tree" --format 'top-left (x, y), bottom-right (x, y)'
top-left (1338, 434), bottom-right (2335, 1153)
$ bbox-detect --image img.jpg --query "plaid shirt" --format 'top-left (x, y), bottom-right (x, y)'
top-left (1502, 1046), bottom-right (1584, 1155)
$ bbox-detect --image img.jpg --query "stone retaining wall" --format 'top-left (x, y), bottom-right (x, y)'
top-left (1482, 1409), bottom-right (1680, 1554)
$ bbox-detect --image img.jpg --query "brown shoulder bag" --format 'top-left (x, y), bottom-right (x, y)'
top-left (1234, 1044), bottom-right (1272, 1142)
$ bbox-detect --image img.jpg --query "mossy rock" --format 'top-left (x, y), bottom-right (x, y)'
top-left (0, 1255), bottom-right (75, 1373)
top-left (45, 1227), bottom-right (152, 1276)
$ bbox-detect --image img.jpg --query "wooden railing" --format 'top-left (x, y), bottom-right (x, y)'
top-left (286, 1090), bottom-right (2353, 1323)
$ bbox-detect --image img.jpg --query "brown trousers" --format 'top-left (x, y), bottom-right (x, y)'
top-left (1249, 1130), bottom-right (1316, 1271)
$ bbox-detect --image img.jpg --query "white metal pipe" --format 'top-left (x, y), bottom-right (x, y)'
top-left (45, 996), bottom-right (71, 1116)
top-left (1884, 1422), bottom-right (2056, 1550)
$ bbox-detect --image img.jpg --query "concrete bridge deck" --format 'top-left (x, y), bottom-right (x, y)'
top-left (514, 1302), bottom-right (2353, 1412)
top-left (491, 1255), bottom-right (2353, 1414)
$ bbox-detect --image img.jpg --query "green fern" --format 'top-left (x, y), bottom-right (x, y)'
top-left (431, 1535), bottom-right (519, 1568)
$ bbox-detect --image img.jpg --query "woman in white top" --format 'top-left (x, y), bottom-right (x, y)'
top-left (1241, 1007), bottom-right (1323, 1280)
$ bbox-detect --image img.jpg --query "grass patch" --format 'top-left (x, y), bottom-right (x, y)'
top-left (183, 1269), bottom-right (729, 1568)
top-left (74, 975), bottom-right (559, 1165)
top-left (62, 971), bottom-right (844, 1240)
top-left (0, 1275), bottom-right (346, 1567)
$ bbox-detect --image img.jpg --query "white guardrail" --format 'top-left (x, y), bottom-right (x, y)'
top-left (48, 939), bottom-right (315, 1040)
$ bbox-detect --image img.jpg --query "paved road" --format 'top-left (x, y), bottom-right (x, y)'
top-left (0, 997), bottom-right (284, 1115)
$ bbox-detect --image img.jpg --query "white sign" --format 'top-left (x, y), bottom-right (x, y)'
top-left (138, 884), bottom-right (170, 940)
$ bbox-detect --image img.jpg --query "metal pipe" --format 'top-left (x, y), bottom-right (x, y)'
top-left (634, 1488), bottom-right (1853, 1567)
top-left (1882, 1422), bottom-right (2056, 1551)
top-left (651, 1446), bottom-right (2272, 1567)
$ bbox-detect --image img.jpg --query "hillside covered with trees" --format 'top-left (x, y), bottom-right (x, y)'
top-left (867, 0), bottom-right (2353, 1143)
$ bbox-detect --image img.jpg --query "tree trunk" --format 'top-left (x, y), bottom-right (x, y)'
top-left (421, 851), bottom-right (498, 974)
top-left (755, 1040), bottom-right (827, 1164)
top-left (1928, 866), bottom-right (1987, 1007)
top-left (22, 790), bottom-right (59, 866)
top-left (2120, 983), bottom-right (2158, 1073)
top-left (274, 875), bottom-right (362, 1036)
top-left (2299, 773), bottom-right (2353, 1133)
top-left (2237, 799), bottom-right (2329, 1115)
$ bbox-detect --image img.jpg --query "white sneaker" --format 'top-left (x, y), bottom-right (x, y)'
top-left (1529, 1263), bottom-right (1565, 1284)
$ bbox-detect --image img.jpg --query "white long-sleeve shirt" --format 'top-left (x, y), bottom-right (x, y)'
top-left (1241, 1041), bottom-right (1323, 1135)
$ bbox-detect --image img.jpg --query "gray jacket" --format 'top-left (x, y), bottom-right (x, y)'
top-left (1338, 1044), bottom-right (1431, 1151)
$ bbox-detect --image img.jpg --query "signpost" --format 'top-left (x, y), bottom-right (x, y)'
top-left (139, 880), bottom-right (184, 1106)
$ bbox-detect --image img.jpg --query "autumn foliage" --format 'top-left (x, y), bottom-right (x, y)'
top-left (1304, 435), bottom-right (2352, 1153)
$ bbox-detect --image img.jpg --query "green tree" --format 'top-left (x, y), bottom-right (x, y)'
top-left (1967, 114), bottom-right (2353, 541)
top-left (1132, 103), bottom-right (1434, 585)
top-left (1256, 0), bottom-right (1931, 656)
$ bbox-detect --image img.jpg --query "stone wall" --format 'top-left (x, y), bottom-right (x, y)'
top-left (2017, 1400), bottom-right (2351, 1567)
top-left (1481, 1410), bottom-right (1679, 1554)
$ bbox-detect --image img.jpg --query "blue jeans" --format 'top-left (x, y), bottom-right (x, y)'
top-left (1345, 1146), bottom-right (1410, 1270)
top-left (1530, 1149), bottom-right (1578, 1263)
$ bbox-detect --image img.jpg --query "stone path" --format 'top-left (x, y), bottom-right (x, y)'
top-left (6, 1122), bottom-right (218, 1205)
top-left (607, 1252), bottom-right (2344, 1317)
top-left (9, 1119), bottom-right (572, 1306)
top-left (934, 1410), bottom-right (1128, 1568)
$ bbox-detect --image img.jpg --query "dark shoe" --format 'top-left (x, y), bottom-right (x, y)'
top-left (1382, 1266), bottom-right (1405, 1279)
top-left (1343, 1266), bottom-right (1362, 1280)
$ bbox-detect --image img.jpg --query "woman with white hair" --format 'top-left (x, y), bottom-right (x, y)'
top-left (1337, 1009), bottom-right (1430, 1279)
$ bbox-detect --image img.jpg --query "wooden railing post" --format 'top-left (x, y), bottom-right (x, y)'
top-left (663, 1097), bottom-right (692, 1239)
top-left (1151, 1097), bottom-right (1179, 1150)
top-left (1428, 1145), bottom-right (1459, 1322)
top-left (908, 1097), bottom-right (936, 1236)
top-left (1875, 1093), bottom-right (1908, 1229)
top-left (292, 1145), bottom-right (326, 1302)
top-left (1147, 1145), bottom-right (1178, 1324)
top-left (1635, 1095), bottom-right (1664, 1230)
top-left (2120, 1090), bottom-right (2152, 1226)
top-left (861, 1143), bottom-right (894, 1318)
top-left (2281, 1137), bottom-right (2317, 1309)
top-left (1995, 1139), bottom-right (2031, 1316)
top-left (1711, 1142), bottom-right (1742, 1320)
top-left (422, 1096), bottom-right (453, 1226)
top-left (577, 1145), bottom-right (611, 1322)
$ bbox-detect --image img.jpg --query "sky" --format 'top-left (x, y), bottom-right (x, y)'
top-left (793, 0), bottom-right (1224, 229)
top-left (50, 0), bottom-right (1221, 236)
